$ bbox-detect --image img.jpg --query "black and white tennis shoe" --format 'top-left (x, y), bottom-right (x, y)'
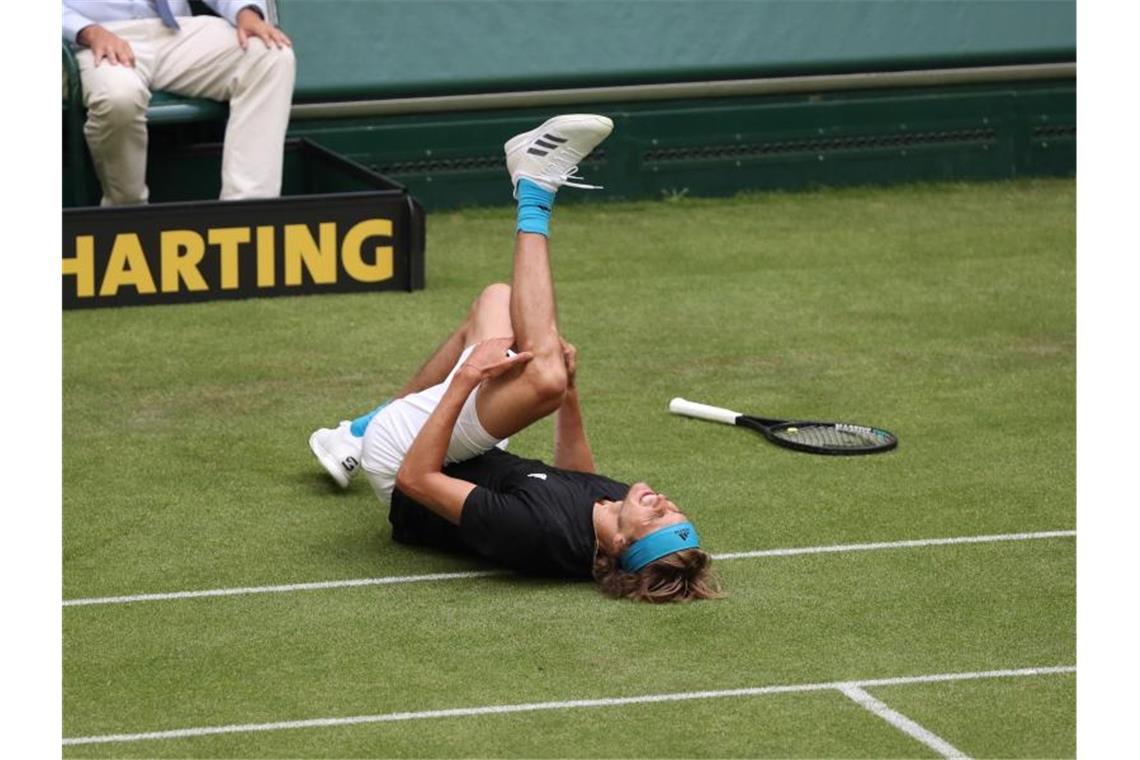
top-left (504, 114), bottom-right (613, 196)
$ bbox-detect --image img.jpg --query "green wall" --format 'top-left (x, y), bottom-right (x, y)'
top-left (277, 0), bottom-right (1075, 210)
top-left (287, 81), bottom-right (1074, 211)
top-left (281, 0), bottom-right (1075, 101)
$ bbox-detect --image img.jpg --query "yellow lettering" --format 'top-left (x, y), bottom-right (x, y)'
top-left (341, 219), bottom-right (394, 283)
top-left (100, 233), bottom-right (156, 297)
top-left (284, 222), bottom-right (337, 286)
top-left (63, 235), bottom-right (96, 298)
top-left (161, 230), bottom-right (208, 293)
top-left (257, 225), bottom-right (276, 287)
top-left (208, 227), bottom-right (251, 290)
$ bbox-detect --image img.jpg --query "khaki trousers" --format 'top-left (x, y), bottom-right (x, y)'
top-left (76, 17), bottom-right (296, 206)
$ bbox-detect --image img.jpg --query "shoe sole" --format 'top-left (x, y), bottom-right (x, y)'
top-left (309, 430), bottom-right (351, 489)
top-left (503, 114), bottom-right (614, 157)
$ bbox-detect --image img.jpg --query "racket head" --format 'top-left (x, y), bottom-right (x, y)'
top-left (738, 417), bottom-right (898, 455)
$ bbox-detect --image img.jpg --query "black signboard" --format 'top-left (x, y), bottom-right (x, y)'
top-left (62, 140), bottom-right (425, 309)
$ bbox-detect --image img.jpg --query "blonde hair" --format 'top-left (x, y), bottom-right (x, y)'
top-left (593, 548), bottom-right (724, 603)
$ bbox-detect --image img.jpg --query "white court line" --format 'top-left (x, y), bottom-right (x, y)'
top-left (62, 664), bottom-right (1075, 747)
top-left (62, 570), bottom-right (504, 607)
top-left (62, 529), bottom-right (1075, 608)
top-left (840, 685), bottom-right (970, 759)
top-left (712, 530), bottom-right (1076, 561)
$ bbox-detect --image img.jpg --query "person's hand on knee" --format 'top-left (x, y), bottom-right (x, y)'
top-left (77, 25), bottom-right (135, 67)
top-left (235, 7), bottom-right (292, 50)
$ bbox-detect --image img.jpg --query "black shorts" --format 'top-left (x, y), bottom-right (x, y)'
top-left (388, 488), bottom-right (470, 554)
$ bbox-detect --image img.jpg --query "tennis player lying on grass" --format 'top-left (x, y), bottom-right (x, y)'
top-left (310, 114), bottom-right (720, 603)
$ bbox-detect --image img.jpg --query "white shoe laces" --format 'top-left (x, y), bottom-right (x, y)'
top-left (533, 144), bottom-right (603, 190)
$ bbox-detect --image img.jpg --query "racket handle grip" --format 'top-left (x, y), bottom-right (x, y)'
top-left (669, 397), bottom-right (741, 425)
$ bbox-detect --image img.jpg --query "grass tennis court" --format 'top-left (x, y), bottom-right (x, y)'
top-left (62, 178), bottom-right (1075, 757)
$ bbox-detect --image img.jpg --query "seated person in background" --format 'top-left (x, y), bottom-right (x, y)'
top-left (62, 1), bottom-right (295, 205)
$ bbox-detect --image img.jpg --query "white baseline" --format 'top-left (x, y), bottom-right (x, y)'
top-left (840, 684), bottom-right (970, 759)
top-left (62, 665), bottom-right (1075, 747)
top-left (63, 529), bottom-right (1075, 608)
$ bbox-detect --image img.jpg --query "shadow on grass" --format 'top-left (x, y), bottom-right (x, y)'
top-left (292, 470), bottom-right (360, 497)
top-left (328, 529), bottom-right (588, 596)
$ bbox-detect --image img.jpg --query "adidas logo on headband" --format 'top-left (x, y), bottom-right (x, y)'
top-left (620, 521), bottom-right (701, 572)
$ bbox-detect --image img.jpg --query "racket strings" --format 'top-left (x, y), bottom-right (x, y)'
top-left (772, 424), bottom-right (891, 450)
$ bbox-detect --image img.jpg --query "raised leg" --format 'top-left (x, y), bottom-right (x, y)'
top-left (471, 114), bottom-right (613, 440)
top-left (314, 283), bottom-right (514, 486)
top-left (474, 232), bottom-right (569, 439)
top-left (313, 114), bottom-right (610, 487)
top-left (393, 283), bottom-right (513, 399)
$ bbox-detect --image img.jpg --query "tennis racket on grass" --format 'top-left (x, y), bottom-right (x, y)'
top-left (669, 397), bottom-right (898, 455)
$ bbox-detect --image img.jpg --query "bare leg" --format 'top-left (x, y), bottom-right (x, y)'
top-left (393, 329), bottom-right (467, 399)
top-left (394, 283), bottom-right (514, 399)
top-left (475, 233), bottom-right (568, 439)
top-left (508, 234), bottom-right (561, 355)
top-left (316, 284), bottom-right (514, 485)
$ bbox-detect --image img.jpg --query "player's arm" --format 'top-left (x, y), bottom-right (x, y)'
top-left (553, 338), bottom-right (597, 473)
top-left (396, 338), bottom-right (532, 524)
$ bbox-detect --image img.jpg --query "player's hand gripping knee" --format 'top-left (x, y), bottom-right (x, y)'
top-left (559, 337), bottom-right (578, 389)
top-left (460, 337), bottom-right (533, 383)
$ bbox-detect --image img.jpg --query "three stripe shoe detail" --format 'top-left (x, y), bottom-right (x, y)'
top-left (505, 115), bottom-right (613, 195)
top-left (526, 133), bottom-right (569, 157)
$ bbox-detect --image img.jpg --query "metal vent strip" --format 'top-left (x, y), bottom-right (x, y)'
top-left (644, 128), bottom-right (997, 163)
top-left (1032, 124), bottom-right (1075, 138)
top-left (375, 149), bottom-right (606, 175)
top-left (377, 155), bottom-right (503, 174)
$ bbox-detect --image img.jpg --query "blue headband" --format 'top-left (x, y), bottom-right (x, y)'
top-left (620, 521), bottom-right (700, 572)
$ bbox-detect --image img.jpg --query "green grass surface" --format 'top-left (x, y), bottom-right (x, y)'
top-left (63, 178), bottom-right (1075, 757)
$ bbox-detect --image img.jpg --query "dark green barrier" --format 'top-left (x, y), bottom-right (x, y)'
top-left (286, 80), bottom-right (1074, 211)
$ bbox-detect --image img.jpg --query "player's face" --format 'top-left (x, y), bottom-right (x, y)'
top-left (618, 482), bottom-right (688, 540)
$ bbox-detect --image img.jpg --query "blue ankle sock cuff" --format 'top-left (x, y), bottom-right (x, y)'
top-left (516, 179), bottom-right (556, 237)
top-left (350, 401), bottom-right (389, 437)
